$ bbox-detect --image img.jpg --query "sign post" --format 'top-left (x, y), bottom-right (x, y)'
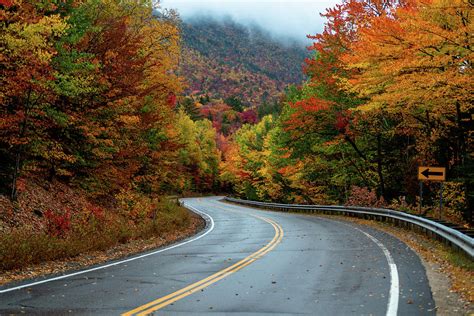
top-left (418, 166), bottom-right (446, 219)
top-left (419, 181), bottom-right (423, 213)
top-left (439, 182), bottom-right (444, 220)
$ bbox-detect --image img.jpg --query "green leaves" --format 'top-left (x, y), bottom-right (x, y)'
top-left (174, 110), bottom-right (220, 192)
top-left (0, 0), bottom-right (186, 200)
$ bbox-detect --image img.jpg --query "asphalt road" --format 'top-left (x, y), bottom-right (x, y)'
top-left (0, 197), bottom-right (435, 315)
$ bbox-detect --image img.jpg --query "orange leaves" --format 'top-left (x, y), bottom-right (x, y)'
top-left (291, 97), bottom-right (332, 113)
top-left (118, 115), bottom-right (140, 126)
top-left (310, 0), bottom-right (473, 125)
top-left (305, 0), bottom-right (416, 92)
top-left (283, 96), bottom-right (336, 137)
top-left (0, 0), bottom-right (189, 200)
top-left (277, 164), bottom-right (299, 177)
top-left (16, 178), bottom-right (27, 193)
top-left (280, 151), bottom-right (291, 159)
top-left (220, 0), bottom-right (472, 212)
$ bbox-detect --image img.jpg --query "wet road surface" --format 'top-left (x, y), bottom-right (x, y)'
top-left (0, 197), bottom-right (435, 315)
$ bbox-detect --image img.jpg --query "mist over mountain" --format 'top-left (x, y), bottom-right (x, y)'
top-left (180, 17), bottom-right (309, 105)
top-left (162, 0), bottom-right (340, 44)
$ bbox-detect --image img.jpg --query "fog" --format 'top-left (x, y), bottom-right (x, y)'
top-left (160, 0), bottom-right (341, 45)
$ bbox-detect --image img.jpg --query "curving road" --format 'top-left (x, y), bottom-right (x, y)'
top-left (0, 197), bottom-right (435, 315)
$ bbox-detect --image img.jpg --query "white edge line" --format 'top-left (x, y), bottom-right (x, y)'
top-left (353, 226), bottom-right (399, 316)
top-left (220, 200), bottom-right (398, 315)
top-left (0, 202), bottom-right (214, 294)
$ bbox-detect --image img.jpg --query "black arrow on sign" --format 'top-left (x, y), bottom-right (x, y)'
top-left (421, 168), bottom-right (443, 178)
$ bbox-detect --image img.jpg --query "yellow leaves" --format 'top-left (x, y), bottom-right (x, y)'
top-left (1, 14), bottom-right (68, 64)
top-left (139, 14), bottom-right (182, 95)
top-left (42, 142), bottom-right (76, 164)
top-left (118, 115), bottom-right (140, 126)
top-left (344, 0), bottom-right (473, 120)
top-left (174, 110), bottom-right (220, 187)
top-left (219, 142), bottom-right (243, 183)
top-left (115, 188), bottom-right (154, 223)
top-left (356, 101), bottom-right (385, 113)
top-left (54, 73), bottom-right (100, 97)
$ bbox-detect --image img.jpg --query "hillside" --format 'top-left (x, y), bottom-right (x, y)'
top-left (180, 18), bottom-right (308, 106)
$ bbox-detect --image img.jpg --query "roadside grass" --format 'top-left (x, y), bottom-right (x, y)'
top-left (446, 251), bottom-right (474, 271)
top-left (0, 199), bottom-right (191, 272)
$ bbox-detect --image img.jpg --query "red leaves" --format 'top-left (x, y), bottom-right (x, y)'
top-left (0, 0), bottom-right (13, 7)
top-left (240, 109), bottom-right (258, 124)
top-left (237, 169), bottom-right (251, 179)
top-left (89, 206), bottom-right (104, 221)
top-left (44, 209), bottom-right (71, 238)
top-left (283, 97), bottom-right (333, 133)
top-left (335, 111), bottom-right (350, 132)
top-left (345, 186), bottom-right (386, 208)
top-left (167, 92), bottom-right (177, 107)
top-left (16, 178), bottom-right (27, 193)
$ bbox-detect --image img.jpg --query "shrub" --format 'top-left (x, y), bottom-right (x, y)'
top-left (0, 198), bottom-right (193, 271)
top-left (44, 209), bottom-right (71, 237)
top-left (345, 186), bottom-right (386, 208)
top-left (438, 181), bottom-right (467, 223)
top-left (115, 189), bottom-right (155, 223)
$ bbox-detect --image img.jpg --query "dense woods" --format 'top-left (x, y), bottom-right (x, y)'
top-left (0, 0), bottom-right (217, 268)
top-left (0, 0), bottom-right (226, 201)
top-left (181, 18), bottom-right (307, 106)
top-left (0, 0), bottom-right (472, 270)
top-left (222, 0), bottom-right (473, 224)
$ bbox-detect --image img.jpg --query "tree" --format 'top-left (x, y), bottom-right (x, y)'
top-left (343, 0), bottom-right (473, 218)
top-left (1, 1), bottom-right (69, 199)
top-left (175, 110), bottom-right (220, 192)
top-left (225, 96), bottom-right (244, 112)
top-left (0, 0), bottom-right (186, 202)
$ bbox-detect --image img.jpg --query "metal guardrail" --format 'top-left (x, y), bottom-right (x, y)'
top-left (224, 197), bottom-right (474, 259)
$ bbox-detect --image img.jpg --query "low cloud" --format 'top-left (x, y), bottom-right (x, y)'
top-left (161, 0), bottom-right (341, 45)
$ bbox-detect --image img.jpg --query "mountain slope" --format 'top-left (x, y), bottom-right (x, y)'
top-left (180, 18), bottom-right (308, 105)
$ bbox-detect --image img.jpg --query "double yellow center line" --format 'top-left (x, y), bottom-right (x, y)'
top-left (123, 215), bottom-right (283, 315)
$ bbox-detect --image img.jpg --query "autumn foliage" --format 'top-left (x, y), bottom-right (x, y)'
top-left (222, 0), bottom-right (473, 223)
top-left (0, 0), bottom-right (472, 274)
top-left (0, 0), bottom-right (224, 201)
top-left (0, 0), bottom-right (222, 269)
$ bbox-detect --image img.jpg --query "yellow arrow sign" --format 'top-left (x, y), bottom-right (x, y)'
top-left (418, 166), bottom-right (446, 181)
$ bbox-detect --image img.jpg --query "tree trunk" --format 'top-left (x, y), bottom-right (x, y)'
top-left (11, 153), bottom-right (21, 201)
top-left (10, 88), bottom-right (32, 201)
top-left (455, 101), bottom-right (466, 166)
top-left (344, 135), bottom-right (367, 160)
top-left (376, 134), bottom-right (386, 199)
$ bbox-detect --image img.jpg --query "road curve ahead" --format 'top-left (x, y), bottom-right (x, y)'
top-left (0, 197), bottom-right (435, 315)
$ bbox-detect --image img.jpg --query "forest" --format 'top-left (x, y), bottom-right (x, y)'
top-left (0, 0), bottom-right (472, 270)
top-left (180, 18), bottom-right (307, 105)
top-left (221, 0), bottom-right (473, 225)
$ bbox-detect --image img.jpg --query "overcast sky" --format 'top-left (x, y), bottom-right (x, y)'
top-left (160, 0), bottom-right (341, 44)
